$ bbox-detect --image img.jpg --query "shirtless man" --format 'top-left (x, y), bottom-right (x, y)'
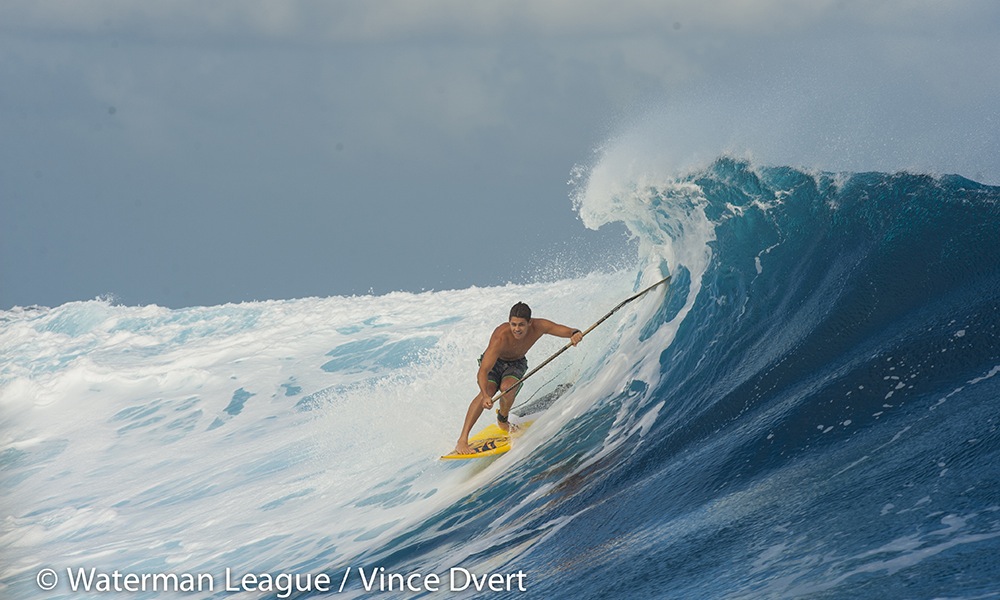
top-left (453, 301), bottom-right (583, 455)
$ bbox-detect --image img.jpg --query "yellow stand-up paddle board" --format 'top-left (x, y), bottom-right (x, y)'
top-left (440, 421), bottom-right (533, 460)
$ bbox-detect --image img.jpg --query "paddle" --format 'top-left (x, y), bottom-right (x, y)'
top-left (498, 274), bottom-right (673, 410)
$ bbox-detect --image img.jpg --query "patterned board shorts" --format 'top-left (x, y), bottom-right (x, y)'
top-left (481, 355), bottom-right (528, 388)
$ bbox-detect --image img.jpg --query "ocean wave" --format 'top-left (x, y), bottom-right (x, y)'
top-left (2, 158), bottom-right (999, 599)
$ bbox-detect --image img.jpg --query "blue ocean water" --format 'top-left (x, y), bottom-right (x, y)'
top-left (2, 157), bottom-right (999, 599)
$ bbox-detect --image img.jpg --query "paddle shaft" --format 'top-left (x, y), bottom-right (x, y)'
top-left (496, 274), bottom-right (672, 405)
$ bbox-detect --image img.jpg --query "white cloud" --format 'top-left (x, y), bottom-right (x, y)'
top-left (4, 0), bottom-right (999, 178)
top-left (5, 1), bottom-right (990, 43)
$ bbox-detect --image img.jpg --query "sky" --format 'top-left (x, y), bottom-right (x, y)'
top-left (2, 1), bottom-right (999, 309)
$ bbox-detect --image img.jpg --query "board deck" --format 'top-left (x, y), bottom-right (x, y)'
top-left (440, 421), bottom-right (533, 460)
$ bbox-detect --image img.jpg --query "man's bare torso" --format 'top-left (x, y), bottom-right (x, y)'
top-left (491, 319), bottom-right (553, 361)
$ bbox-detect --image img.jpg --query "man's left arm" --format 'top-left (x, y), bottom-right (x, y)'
top-left (537, 318), bottom-right (584, 346)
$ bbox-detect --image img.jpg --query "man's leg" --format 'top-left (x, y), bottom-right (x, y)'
top-left (496, 376), bottom-right (522, 432)
top-left (454, 381), bottom-right (499, 453)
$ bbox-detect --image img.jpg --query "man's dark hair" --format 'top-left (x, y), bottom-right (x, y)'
top-left (509, 302), bottom-right (531, 321)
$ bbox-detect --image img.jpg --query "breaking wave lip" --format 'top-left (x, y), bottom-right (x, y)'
top-left (3, 156), bottom-right (1000, 599)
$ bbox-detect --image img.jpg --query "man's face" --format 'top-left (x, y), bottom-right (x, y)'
top-left (509, 317), bottom-right (529, 339)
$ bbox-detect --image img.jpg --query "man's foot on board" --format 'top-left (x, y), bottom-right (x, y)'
top-left (453, 441), bottom-right (473, 455)
top-left (496, 412), bottom-right (519, 434)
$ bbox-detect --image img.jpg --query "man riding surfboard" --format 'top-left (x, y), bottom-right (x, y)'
top-left (452, 302), bottom-right (583, 455)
